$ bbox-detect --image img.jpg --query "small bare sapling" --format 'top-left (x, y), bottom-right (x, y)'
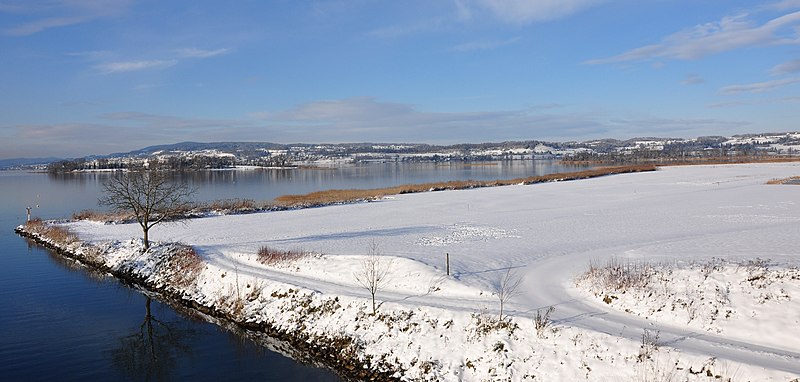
top-left (354, 241), bottom-right (394, 315)
top-left (494, 269), bottom-right (523, 321)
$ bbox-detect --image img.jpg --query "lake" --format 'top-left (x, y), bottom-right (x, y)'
top-left (0, 160), bottom-right (590, 381)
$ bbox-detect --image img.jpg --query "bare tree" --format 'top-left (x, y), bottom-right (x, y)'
top-left (494, 269), bottom-right (523, 321)
top-left (354, 241), bottom-right (393, 315)
top-left (99, 169), bottom-right (194, 250)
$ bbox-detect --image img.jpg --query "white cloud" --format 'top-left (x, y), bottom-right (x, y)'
top-left (587, 12), bottom-right (800, 64)
top-left (770, 59), bottom-right (800, 75)
top-left (453, 0), bottom-right (472, 21)
top-left (248, 97), bottom-right (742, 143)
top-left (2, 99), bottom-right (753, 158)
top-left (450, 37), bottom-right (520, 52)
top-left (719, 77), bottom-right (800, 95)
top-left (5, 16), bottom-right (87, 35)
top-left (174, 48), bottom-right (230, 58)
top-left (470, 0), bottom-right (602, 23)
top-left (766, 0), bottom-right (800, 10)
top-left (2, 0), bottom-right (131, 36)
top-left (94, 60), bottom-right (178, 74)
top-left (681, 74), bottom-right (705, 85)
top-left (367, 18), bottom-right (444, 38)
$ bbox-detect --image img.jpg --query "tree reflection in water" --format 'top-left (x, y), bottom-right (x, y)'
top-left (111, 297), bottom-right (196, 381)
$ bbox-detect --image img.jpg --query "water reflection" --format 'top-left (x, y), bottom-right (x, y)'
top-left (111, 297), bottom-right (196, 381)
top-left (42, 161), bottom-right (593, 205)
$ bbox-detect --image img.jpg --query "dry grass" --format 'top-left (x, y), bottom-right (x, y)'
top-left (72, 209), bottom-right (134, 222)
top-left (766, 176), bottom-right (800, 185)
top-left (257, 246), bottom-right (309, 265)
top-left (273, 164), bottom-right (657, 206)
top-left (580, 257), bottom-right (656, 295)
top-left (194, 198), bottom-right (259, 212)
top-left (160, 243), bottom-right (205, 289)
top-left (24, 218), bottom-right (79, 246)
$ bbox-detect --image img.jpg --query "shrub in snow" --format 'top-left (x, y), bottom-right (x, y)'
top-left (257, 246), bottom-right (308, 265)
top-left (533, 306), bottom-right (556, 339)
top-left (467, 309), bottom-right (518, 342)
top-left (638, 329), bottom-right (661, 362)
top-left (158, 244), bottom-right (204, 289)
top-left (580, 257), bottom-right (656, 295)
top-left (24, 218), bottom-right (79, 246)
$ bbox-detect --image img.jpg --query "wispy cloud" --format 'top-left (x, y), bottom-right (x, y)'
top-left (707, 95), bottom-right (800, 108)
top-left (6, 16), bottom-right (87, 36)
top-left (451, 37), bottom-right (520, 52)
top-left (707, 100), bottom-right (751, 109)
top-left (1, 98), bottom-right (750, 158)
top-left (681, 74), bottom-right (705, 85)
top-left (94, 60), bottom-right (178, 74)
top-left (765, 0), bottom-right (800, 10)
top-left (66, 50), bottom-right (113, 59)
top-left (90, 47), bottom-right (228, 74)
top-left (587, 11), bottom-right (800, 64)
top-left (2, 0), bottom-right (132, 36)
top-left (770, 59), bottom-right (800, 75)
top-left (719, 77), bottom-right (800, 95)
top-left (174, 48), bottom-right (230, 58)
top-left (367, 18), bottom-right (445, 38)
top-left (468, 0), bottom-right (602, 24)
top-left (249, 97), bottom-right (742, 143)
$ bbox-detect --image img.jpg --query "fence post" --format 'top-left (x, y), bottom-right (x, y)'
top-left (446, 253), bottom-right (450, 276)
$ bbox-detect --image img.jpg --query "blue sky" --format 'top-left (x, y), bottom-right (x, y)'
top-left (1, 0), bottom-right (799, 159)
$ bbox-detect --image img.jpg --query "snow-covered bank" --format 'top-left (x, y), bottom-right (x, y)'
top-left (575, 258), bottom-right (800, 353)
top-left (27, 163), bottom-right (800, 380)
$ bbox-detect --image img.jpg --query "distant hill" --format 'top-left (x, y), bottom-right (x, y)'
top-left (113, 141), bottom-right (291, 157)
top-left (0, 157), bottom-right (62, 169)
top-left (7, 131), bottom-right (800, 171)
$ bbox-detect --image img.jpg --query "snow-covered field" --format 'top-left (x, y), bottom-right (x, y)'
top-left (64, 163), bottom-right (800, 380)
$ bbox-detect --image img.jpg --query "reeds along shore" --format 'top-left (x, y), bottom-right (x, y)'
top-left (71, 164), bottom-right (660, 222)
top-left (273, 164), bottom-right (657, 206)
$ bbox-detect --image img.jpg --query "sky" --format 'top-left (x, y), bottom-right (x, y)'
top-left (1, 0), bottom-right (799, 159)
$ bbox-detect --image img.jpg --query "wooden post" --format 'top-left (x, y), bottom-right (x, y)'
top-left (446, 253), bottom-right (450, 276)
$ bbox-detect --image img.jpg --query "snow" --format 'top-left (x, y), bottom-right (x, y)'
top-left (63, 162), bottom-right (800, 380)
top-left (575, 259), bottom-right (800, 353)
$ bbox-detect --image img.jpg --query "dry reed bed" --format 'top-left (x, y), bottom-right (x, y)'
top-left (23, 218), bottom-right (80, 246)
top-left (72, 164), bottom-right (656, 222)
top-left (273, 164), bottom-right (657, 206)
top-left (766, 176), bottom-right (800, 185)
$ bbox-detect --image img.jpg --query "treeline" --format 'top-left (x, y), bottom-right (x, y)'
top-left (46, 154), bottom-right (293, 173)
top-left (563, 146), bottom-right (793, 164)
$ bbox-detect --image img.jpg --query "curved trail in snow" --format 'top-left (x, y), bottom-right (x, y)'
top-left (203, 240), bottom-right (800, 376)
top-left (69, 162), bottom-right (800, 376)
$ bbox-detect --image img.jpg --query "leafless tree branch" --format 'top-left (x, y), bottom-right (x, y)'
top-left (99, 169), bottom-right (194, 250)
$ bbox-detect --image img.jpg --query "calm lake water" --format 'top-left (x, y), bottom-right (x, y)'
top-left (0, 160), bottom-right (590, 381)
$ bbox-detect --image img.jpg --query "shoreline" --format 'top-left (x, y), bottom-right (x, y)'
top-left (13, 227), bottom-right (400, 382)
top-left (74, 163), bottom-right (657, 223)
top-left (14, 162), bottom-right (800, 380)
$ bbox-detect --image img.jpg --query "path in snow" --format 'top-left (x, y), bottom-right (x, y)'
top-left (68, 163), bottom-right (800, 374)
